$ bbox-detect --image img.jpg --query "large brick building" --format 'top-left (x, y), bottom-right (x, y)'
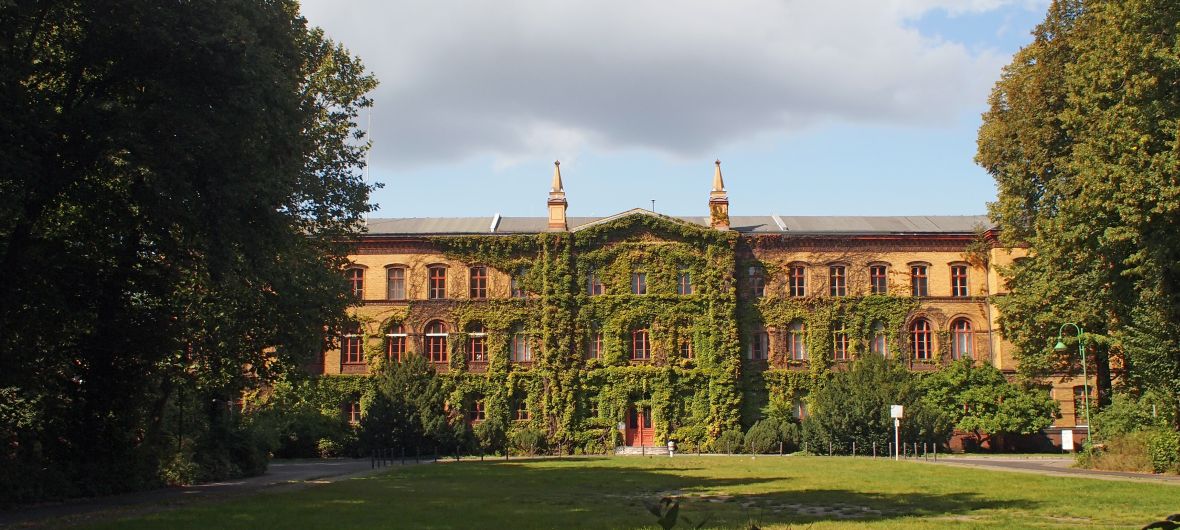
top-left (322, 161), bottom-right (1087, 450)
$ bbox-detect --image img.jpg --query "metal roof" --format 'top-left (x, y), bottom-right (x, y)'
top-left (364, 212), bottom-right (990, 236)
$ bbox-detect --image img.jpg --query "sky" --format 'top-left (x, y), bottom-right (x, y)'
top-left (298, 0), bottom-right (1050, 219)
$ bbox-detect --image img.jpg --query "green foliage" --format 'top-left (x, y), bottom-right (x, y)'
top-left (1092, 392), bottom-right (1170, 439)
top-left (715, 429), bottom-right (744, 454)
top-left (744, 418), bottom-right (788, 454)
top-left (920, 360), bottom-right (1058, 448)
top-left (508, 426), bottom-right (548, 456)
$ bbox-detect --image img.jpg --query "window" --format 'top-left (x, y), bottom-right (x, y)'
top-left (589, 400), bottom-right (599, 418)
top-left (951, 319), bottom-right (972, 360)
top-left (467, 323), bottom-right (488, 362)
top-left (586, 326), bottom-right (604, 360)
top-left (829, 265), bottom-right (846, 297)
top-left (788, 265), bottom-right (806, 297)
top-left (386, 323), bottom-right (407, 362)
top-left (631, 272), bottom-right (647, 295)
top-left (342, 324), bottom-right (364, 365)
top-left (515, 401), bottom-right (530, 421)
top-left (951, 265), bottom-right (969, 297)
top-left (588, 268), bottom-right (604, 295)
top-left (832, 322), bottom-right (849, 361)
top-left (747, 266), bottom-right (766, 298)
top-left (909, 319), bottom-right (932, 360)
top-left (792, 398), bottom-right (808, 420)
top-left (749, 331), bottom-right (769, 360)
top-left (870, 265), bottom-right (888, 295)
top-left (870, 321), bottom-right (889, 357)
top-left (347, 400), bottom-right (362, 425)
top-left (428, 266), bottom-right (447, 299)
top-left (1072, 386), bottom-right (1090, 426)
top-left (470, 400), bottom-right (486, 422)
top-left (386, 267), bottom-right (406, 300)
top-left (425, 320), bottom-right (448, 363)
top-left (511, 329), bottom-right (533, 362)
top-left (678, 269), bottom-right (693, 295)
top-left (469, 266), bottom-right (487, 299)
top-left (910, 265), bottom-right (928, 297)
top-left (679, 339), bottom-right (693, 359)
top-left (786, 320), bottom-right (807, 360)
top-left (631, 329), bottom-right (650, 360)
top-left (511, 267), bottom-right (528, 298)
top-left (346, 268), bottom-right (365, 297)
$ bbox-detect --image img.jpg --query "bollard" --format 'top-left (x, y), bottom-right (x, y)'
top-left (828, 441), bottom-right (832, 456)
top-left (779, 441), bottom-right (784, 455)
top-left (923, 442), bottom-right (928, 460)
top-left (852, 441), bottom-right (856, 456)
top-left (933, 443), bottom-right (937, 461)
top-left (888, 442), bottom-right (892, 459)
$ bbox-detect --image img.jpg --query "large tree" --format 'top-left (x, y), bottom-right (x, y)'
top-left (977, 0), bottom-right (1180, 419)
top-left (0, 0), bottom-right (376, 501)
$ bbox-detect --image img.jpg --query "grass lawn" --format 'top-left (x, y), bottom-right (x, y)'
top-left (82, 456), bottom-right (1177, 529)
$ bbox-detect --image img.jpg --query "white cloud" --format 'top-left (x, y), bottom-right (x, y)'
top-left (300, 0), bottom-right (1031, 168)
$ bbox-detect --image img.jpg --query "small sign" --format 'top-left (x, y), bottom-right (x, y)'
top-left (1061, 429), bottom-right (1074, 451)
top-left (618, 422), bottom-right (626, 431)
top-left (890, 405), bottom-right (904, 419)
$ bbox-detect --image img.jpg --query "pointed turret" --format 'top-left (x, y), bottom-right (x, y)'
top-left (709, 160), bottom-right (730, 230)
top-left (547, 160), bottom-right (568, 231)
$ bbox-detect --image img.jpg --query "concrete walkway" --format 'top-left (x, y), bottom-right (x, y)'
top-left (0, 458), bottom-right (413, 529)
top-left (923, 456), bottom-right (1180, 484)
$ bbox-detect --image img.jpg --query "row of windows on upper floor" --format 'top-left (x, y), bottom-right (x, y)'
top-left (338, 316), bottom-right (979, 368)
top-left (345, 263), bottom-right (975, 300)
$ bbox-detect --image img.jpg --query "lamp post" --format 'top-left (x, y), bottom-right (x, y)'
top-left (1053, 323), bottom-right (1092, 451)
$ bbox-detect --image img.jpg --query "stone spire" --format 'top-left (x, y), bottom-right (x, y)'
top-left (709, 160), bottom-right (730, 230)
top-left (547, 160), bottom-right (568, 231)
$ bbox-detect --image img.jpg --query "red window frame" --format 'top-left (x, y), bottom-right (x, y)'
top-left (511, 268), bottom-right (528, 298)
top-left (588, 269), bottom-right (604, 296)
top-left (469, 266), bottom-right (487, 299)
top-left (870, 321), bottom-right (888, 357)
top-left (833, 324), bottom-right (849, 361)
top-left (749, 266), bottom-right (766, 298)
top-left (829, 265), bottom-right (846, 297)
top-left (347, 400), bottom-right (362, 425)
top-left (951, 319), bottom-right (972, 359)
top-left (680, 340), bottom-right (693, 359)
top-left (428, 266), bottom-right (447, 299)
top-left (470, 400), bottom-right (486, 422)
top-left (587, 330), bottom-right (603, 359)
top-left (951, 265), bottom-right (969, 297)
top-left (789, 266), bottom-right (806, 297)
top-left (511, 331), bottom-right (532, 362)
top-left (749, 331), bottom-right (768, 360)
top-left (342, 325), bottom-right (364, 365)
top-left (386, 267), bottom-right (406, 300)
top-left (787, 321), bottom-right (807, 360)
top-left (1072, 386), bottom-right (1089, 425)
top-left (515, 401), bottom-right (530, 421)
top-left (468, 323), bottom-right (487, 362)
top-left (678, 270), bottom-right (692, 295)
top-left (869, 265), bottom-right (888, 294)
top-left (386, 323), bottom-right (406, 362)
top-left (911, 266), bottom-right (928, 297)
top-left (631, 329), bottom-right (650, 360)
top-left (910, 319), bottom-right (932, 360)
top-left (631, 272), bottom-right (647, 295)
top-left (347, 268), bottom-right (365, 297)
top-left (425, 320), bottom-right (448, 363)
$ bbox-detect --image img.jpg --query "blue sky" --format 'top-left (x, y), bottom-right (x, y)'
top-left (300, 1), bottom-right (1049, 218)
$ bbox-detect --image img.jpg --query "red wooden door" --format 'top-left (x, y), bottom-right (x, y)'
top-left (625, 406), bottom-right (654, 446)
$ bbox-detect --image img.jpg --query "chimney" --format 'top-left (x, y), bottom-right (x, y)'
top-left (547, 161), bottom-right (568, 231)
top-left (709, 160), bottom-right (730, 230)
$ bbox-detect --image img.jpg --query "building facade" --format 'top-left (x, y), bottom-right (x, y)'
top-left (320, 162), bottom-right (1088, 450)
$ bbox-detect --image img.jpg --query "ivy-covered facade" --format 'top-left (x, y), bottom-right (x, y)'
top-left (311, 162), bottom-right (1085, 451)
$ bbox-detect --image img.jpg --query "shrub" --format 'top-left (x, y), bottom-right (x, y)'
top-left (1093, 393), bottom-right (1161, 439)
top-left (1145, 428), bottom-right (1180, 474)
top-left (715, 429), bottom-right (743, 454)
top-left (1087, 432), bottom-right (1153, 473)
top-left (780, 421), bottom-right (802, 451)
top-left (745, 419), bottom-right (784, 454)
top-left (317, 438), bottom-right (343, 458)
top-left (509, 426), bottom-right (547, 456)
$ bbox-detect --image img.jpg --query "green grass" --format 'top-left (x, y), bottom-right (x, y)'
top-left (83, 456), bottom-right (1177, 529)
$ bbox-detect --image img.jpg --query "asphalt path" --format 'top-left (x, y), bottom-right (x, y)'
top-left (924, 456), bottom-right (1180, 484)
top-left (0, 458), bottom-right (402, 528)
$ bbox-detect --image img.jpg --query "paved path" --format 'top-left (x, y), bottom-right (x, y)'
top-left (924, 456), bottom-right (1180, 484)
top-left (0, 458), bottom-right (413, 528)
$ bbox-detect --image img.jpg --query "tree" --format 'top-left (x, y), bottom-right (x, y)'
top-left (977, 0), bottom-right (1180, 417)
top-left (0, 0), bottom-right (376, 502)
top-left (921, 360), bottom-right (1059, 449)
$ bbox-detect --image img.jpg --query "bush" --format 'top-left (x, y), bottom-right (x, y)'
top-left (745, 419), bottom-right (783, 454)
top-left (1145, 428), bottom-right (1180, 474)
top-left (1087, 432), bottom-right (1154, 473)
top-left (780, 421), bottom-right (802, 451)
top-left (508, 426), bottom-right (547, 456)
top-left (715, 429), bottom-right (743, 454)
top-left (1093, 393), bottom-right (1161, 439)
top-left (317, 438), bottom-right (343, 458)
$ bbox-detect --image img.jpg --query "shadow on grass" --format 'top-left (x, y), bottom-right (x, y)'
top-left (343, 457), bottom-right (1041, 528)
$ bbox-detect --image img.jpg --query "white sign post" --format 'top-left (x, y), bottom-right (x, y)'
top-left (890, 405), bottom-right (904, 461)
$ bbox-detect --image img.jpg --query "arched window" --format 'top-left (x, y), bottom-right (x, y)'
top-left (788, 265), bottom-right (806, 297)
top-left (829, 265), bottom-right (846, 297)
top-left (870, 321), bottom-right (889, 357)
top-left (832, 321), bottom-right (849, 360)
top-left (786, 320), bottom-right (807, 361)
top-left (425, 320), bottom-right (448, 363)
top-left (346, 268), bottom-right (365, 297)
top-left (386, 323), bottom-right (407, 361)
top-left (951, 265), bottom-right (969, 297)
top-left (631, 329), bottom-right (650, 360)
top-left (386, 266), bottom-right (406, 300)
top-left (428, 266), bottom-right (447, 299)
top-left (467, 322), bottom-right (487, 362)
top-left (951, 319), bottom-right (972, 360)
top-left (909, 319), bottom-right (932, 360)
top-left (748, 330), bottom-right (768, 360)
top-left (511, 326), bottom-right (533, 362)
top-left (910, 265), bottom-right (929, 297)
top-left (469, 266), bottom-right (487, 299)
top-left (869, 264), bottom-right (888, 294)
top-left (341, 323), bottom-right (364, 366)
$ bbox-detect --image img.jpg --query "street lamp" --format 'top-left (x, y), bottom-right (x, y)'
top-left (1053, 323), bottom-right (1092, 451)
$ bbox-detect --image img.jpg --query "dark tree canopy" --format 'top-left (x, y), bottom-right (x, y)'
top-left (977, 0), bottom-right (1180, 418)
top-left (0, 0), bottom-right (376, 502)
